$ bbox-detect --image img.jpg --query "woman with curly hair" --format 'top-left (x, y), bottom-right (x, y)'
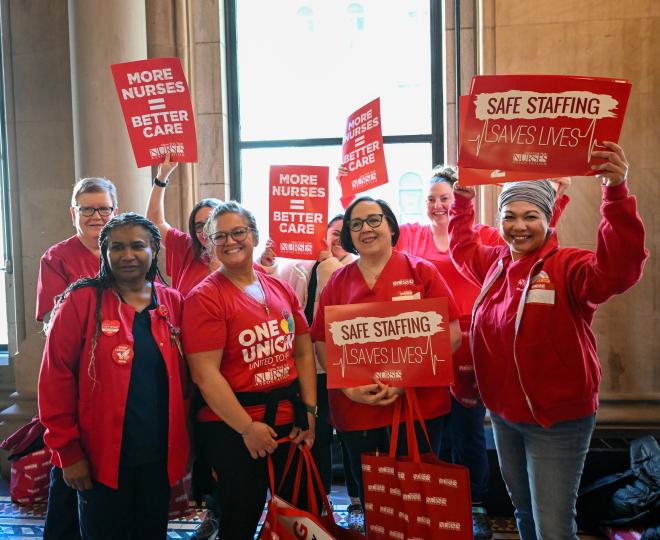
top-left (38, 213), bottom-right (190, 540)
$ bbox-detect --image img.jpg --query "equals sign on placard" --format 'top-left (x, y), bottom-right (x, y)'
top-left (290, 199), bottom-right (305, 211)
top-left (147, 97), bottom-right (166, 111)
top-left (355, 134), bottom-right (366, 147)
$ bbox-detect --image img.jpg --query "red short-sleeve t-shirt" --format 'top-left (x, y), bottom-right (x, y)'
top-left (311, 250), bottom-right (459, 432)
top-left (36, 235), bottom-right (100, 321)
top-left (183, 271), bottom-right (310, 424)
top-left (165, 227), bottom-right (209, 298)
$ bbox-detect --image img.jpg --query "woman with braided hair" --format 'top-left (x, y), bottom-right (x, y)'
top-left (38, 212), bottom-right (190, 540)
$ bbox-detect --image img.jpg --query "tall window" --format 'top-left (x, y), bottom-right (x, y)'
top-left (0, 14), bottom-right (9, 357)
top-left (226, 0), bottom-right (445, 234)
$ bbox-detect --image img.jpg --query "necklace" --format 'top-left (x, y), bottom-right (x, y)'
top-left (254, 277), bottom-right (270, 316)
top-left (358, 261), bottom-right (382, 283)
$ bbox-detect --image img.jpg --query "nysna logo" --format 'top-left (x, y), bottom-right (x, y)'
top-left (439, 521), bottom-right (462, 531)
top-left (238, 317), bottom-right (295, 363)
top-left (365, 502), bottom-right (374, 511)
top-left (413, 473), bottom-right (431, 482)
top-left (361, 464), bottom-right (372, 472)
top-left (426, 496), bottom-right (448, 506)
top-left (402, 492), bottom-right (421, 501)
top-left (389, 531), bottom-right (404, 539)
top-left (417, 516), bottom-right (431, 526)
top-left (512, 152), bottom-right (548, 164)
top-left (398, 511), bottom-right (409, 522)
top-left (369, 525), bottom-right (385, 534)
top-left (438, 477), bottom-right (459, 488)
top-left (367, 483), bottom-right (385, 493)
top-left (389, 487), bottom-right (401, 497)
top-left (379, 506), bottom-right (394, 515)
top-left (377, 466), bottom-right (395, 475)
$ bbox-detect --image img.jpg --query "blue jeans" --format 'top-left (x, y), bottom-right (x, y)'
top-left (491, 413), bottom-right (595, 540)
top-left (439, 396), bottom-right (489, 502)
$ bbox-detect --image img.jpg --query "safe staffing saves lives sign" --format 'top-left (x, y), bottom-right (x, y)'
top-left (111, 57), bottom-right (198, 167)
top-left (458, 74), bottom-right (631, 185)
top-left (269, 165), bottom-right (329, 260)
top-left (324, 298), bottom-right (453, 389)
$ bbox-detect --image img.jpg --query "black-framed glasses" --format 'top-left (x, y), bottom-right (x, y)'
top-left (348, 213), bottom-right (384, 232)
top-left (209, 226), bottom-right (252, 246)
top-left (75, 206), bottom-right (115, 217)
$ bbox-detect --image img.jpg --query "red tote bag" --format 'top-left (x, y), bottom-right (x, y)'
top-left (10, 448), bottom-right (51, 505)
top-left (362, 390), bottom-right (473, 539)
top-left (259, 440), bottom-right (366, 540)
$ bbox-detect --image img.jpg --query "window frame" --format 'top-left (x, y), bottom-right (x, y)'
top-left (223, 0), bottom-right (446, 202)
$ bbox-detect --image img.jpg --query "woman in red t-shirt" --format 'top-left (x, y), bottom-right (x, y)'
top-left (182, 201), bottom-right (317, 540)
top-left (146, 154), bottom-right (221, 297)
top-left (311, 196), bottom-right (462, 504)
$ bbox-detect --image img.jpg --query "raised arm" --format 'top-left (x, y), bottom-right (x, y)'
top-left (448, 184), bottom-right (503, 285)
top-left (569, 142), bottom-right (648, 304)
top-left (146, 153), bottom-right (179, 245)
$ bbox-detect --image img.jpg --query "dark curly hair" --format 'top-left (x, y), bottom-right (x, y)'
top-left (47, 213), bottom-right (165, 386)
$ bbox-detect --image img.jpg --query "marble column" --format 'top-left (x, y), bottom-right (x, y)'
top-left (69, 0), bottom-right (151, 212)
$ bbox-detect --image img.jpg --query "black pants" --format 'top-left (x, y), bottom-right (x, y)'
top-left (77, 460), bottom-right (170, 540)
top-left (338, 415), bottom-right (446, 505)
top-left (198, 421), bottom-right (317, 540)
top-left (44, 466), bottom-right (81, 540)
top-left (310, 374), bottom-right (333, 493)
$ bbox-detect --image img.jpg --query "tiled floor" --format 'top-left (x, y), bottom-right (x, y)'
top-left (0, 477), bottom-right (606, 539)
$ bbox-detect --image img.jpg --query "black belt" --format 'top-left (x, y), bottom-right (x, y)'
top-left (234, 380), bottom-right (308, 431)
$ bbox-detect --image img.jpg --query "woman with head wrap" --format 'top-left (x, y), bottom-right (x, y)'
top-left (38, 213), bottom-right (190, 539)
top-left (395, 165), bottom-right (569, 538)
top-left (448, 142), bottom-right (648, 540)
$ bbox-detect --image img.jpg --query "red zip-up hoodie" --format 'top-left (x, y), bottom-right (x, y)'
top-left (38, 283), bottom-right (190, 488)
top-left (448, 183), bottom-right (647, 427)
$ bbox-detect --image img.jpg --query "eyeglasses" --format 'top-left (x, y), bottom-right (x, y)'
top-left (75, 206), bottom-right (115, 217)
top-left (209, 227), bottom-right (252, 246)
top-left (348, 213), bottom-right (384, 232)
top-left (193, 222), bottom-right (206, 233)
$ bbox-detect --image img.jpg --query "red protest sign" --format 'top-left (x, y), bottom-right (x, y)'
top-left (269, 165), bottom-right (329, 260)
top-left (458, 75), bottom-right (631, 186)
top-left (340, 98), bottom-right (388, 198)
top-left (111, 58), bottom-right (197, 167)
top-left (324, 298), bottom-right (453, 389)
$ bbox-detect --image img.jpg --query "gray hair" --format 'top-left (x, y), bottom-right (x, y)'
top-left (71, 177), bottom-right (118, 208)
top-left (497, 180), bottom-right (555, 222)
top-left (203, 201), bottom-right (259, 257)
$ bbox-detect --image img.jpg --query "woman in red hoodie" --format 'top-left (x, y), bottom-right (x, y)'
top-left (448, 142), bottom-right (647, 540)
top-left (38, 213), bottom-right (190, 540)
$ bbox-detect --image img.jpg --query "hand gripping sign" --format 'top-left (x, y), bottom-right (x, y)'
top-left (269, 165), bottom-right (329, 260)
top-left (324, 298), bottom-right (453, 389)
top-left (339, 98), bottom-right (388, 202)
top-left (111, 57), bottom-right (198, 167)
top-left (458, 74), bottom-right (631, 185)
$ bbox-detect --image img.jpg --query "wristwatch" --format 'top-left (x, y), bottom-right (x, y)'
top-left (152, 176), bottom-right (169, 188)
top-left (304, 403), bottom-right (318, 417)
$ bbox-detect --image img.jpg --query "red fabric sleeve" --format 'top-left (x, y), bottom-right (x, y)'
top-left (419, 261), bottom-right (460, 321)
top-left (569, 183), bottom-right (648, 305)
top-left (165, 227), bottom-right (193, 279)
top-left (181, 287), bottom-right (228, 354)
top-left (549, 194), bottom-right (570, 227)
top-left (38, 290), bottom-right (88, 467)
top-left (449, 196), bottom-right (503, 286)
top-left (36, 253), bottom-right (69, 322)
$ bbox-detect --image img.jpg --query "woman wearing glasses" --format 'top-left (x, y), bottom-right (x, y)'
top-left (36, 176), bottom-right (118, 540)
top-left (146, 154), bottom-right (221, 297)
top-left (311, 196), bottom-right (462, 503)
top-left (37, 177), bottom-right (119, 325)
top-left (182, 201), bottom-right (317, 540)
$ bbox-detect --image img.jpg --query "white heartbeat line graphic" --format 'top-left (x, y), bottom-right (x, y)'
top-left (333, 336), bottom-right (446, 379)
